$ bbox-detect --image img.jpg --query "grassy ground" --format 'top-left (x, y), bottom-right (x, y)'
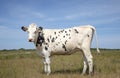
top-left (0, 49), bottom-right (120, 78)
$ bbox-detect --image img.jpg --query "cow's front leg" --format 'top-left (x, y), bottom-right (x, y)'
top-left (43, 57), bottom-right (51, 75)
top-left (43, 58), bottom-right (47, 73)
top-left (46, 57), bottom-right (51, 75)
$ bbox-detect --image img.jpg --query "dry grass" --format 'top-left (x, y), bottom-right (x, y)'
top-left (0, 49), bottom-right (120, 78)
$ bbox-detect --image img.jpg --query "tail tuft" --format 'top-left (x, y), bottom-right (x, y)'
top-left (97, 48), bottom-right (100, 55)
top-left (90, 25), bottom-right (100, 54)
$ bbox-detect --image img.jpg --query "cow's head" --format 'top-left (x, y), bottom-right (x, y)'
top-left (21, 23), bottom-right (43, 42)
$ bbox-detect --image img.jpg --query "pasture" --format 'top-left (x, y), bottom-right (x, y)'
top-left (0, 49), bottom-right (120, 78)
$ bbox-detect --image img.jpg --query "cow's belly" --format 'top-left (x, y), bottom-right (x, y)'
top-left (51, 46), bottom-right (80, 55)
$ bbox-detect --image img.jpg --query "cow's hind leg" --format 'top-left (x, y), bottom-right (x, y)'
top-left (82, 56), bottom-right (88, 75)
top-left (82, 48), bottom-right (93, 75)
top-left (87, 54), bottom-right (93, 75)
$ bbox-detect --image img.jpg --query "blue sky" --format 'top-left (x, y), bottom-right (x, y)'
top-left (0, 0), bottom-right (120, 49)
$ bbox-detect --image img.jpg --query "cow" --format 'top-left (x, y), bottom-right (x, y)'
top-left (21, 23), bottom-right (100, 75)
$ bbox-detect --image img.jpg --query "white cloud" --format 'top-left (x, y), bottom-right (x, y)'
top-left (9, 6), bottom-right (46, 19)
top-left (91, 17), bottom-right (120, 25)
top-left (45, 18), bottom-right (58, 21)
top-left (65, 14), bottom-right (79, 20)
top-left (32, 12), bottom-right (46, 18)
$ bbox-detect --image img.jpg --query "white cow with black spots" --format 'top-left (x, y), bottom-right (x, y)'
top-left (21, 23), bottom-right (100, 75)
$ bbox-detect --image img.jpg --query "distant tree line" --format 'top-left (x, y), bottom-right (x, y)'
top-left (0, 48), bottom-right (120, 52)
top-left (0, 48), bottom-right (35, 51)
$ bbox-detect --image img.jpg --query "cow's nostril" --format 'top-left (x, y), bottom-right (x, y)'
top-left (29, 39), bottom-right (33, 42)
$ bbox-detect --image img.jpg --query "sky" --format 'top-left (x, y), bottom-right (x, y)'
top-left (0, 0), bottom-right (120, 50)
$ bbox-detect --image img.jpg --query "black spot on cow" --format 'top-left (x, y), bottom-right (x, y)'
top-left (62, 44), bottom-right (67, 51)
top-left (51, 37), bottom-right (55, 42)
top-left (88, 35), bottom-right (89, 37)
top-left (69, 37), bottom-right (71, 39)
top-left (69, 29), bottom-right (71, 32)
top-left (74, 29), bottom-right (79, 33)
top-left (65, 40), bottom-right (67, 44)
top-left (59, 30), bottom-right (64, 33)
top-left (56, 36), bottom-right (58, 39)
top-left (66, 34), bottom-right (68, 36)
top-left (63, 36), bottom-right (65, 38)
top-left (62, 30), bottom-right (64, 33)
top-left (61, 30), bottom-right (64, 33)
top-left (58, 31), bottom-right (61, 33)
top-left (45, 46), bottom-right (48, 50)
top-left (65, 31), bottom-right (67, 33)
top-left (45, 43), bottom-right (49, 47)
top-left (47, 38), bottom-right (50, 42)
top-left (45, 43), bottom-right (48, 45)
top-left (50, 35), bottom-right (52, 39)
top-left (54, 32), bottom-right (56, 35)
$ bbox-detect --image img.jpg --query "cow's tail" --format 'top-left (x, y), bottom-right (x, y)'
top-left (91, 26), bottom-right (100, 54)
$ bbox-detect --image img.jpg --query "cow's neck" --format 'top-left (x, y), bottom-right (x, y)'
top-left (35, 32), bottom-right (45, 47)
top-left (33, 32), bottom-right (39, 46)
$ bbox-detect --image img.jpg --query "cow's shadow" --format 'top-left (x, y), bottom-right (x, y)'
top-left (51, 68), bottom-right (83, 74)
top-left (51, 65), bottom-right (96, 75)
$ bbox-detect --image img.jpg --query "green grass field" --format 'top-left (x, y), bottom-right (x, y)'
top-left (0, 49), bottom-right (120, 78)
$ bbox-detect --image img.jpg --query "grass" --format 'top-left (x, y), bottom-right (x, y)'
top-left (0, 49), bottom-right (120, 78)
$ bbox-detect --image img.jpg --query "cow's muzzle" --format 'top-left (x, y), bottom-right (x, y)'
top-left (28, 39), bottom-right (33, 42)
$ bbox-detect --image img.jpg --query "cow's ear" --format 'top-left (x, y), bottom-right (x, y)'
top-left (21, 26), bottom-right (28, 32)
top-left (39, 27), bottom-right (43, 30)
